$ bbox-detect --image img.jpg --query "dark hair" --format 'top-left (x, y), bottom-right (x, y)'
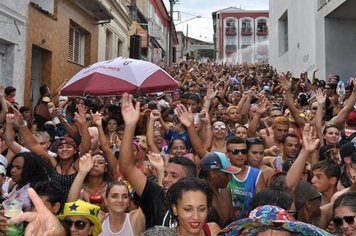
top-left (105, 180), bottom-right (129, 197)
top-left (19, 106), bottom-right (30, 114)
top-left (312, 159), bottom-right (341, 181)
top-left (168, 156), bottom-right (197, 177)
top-left (281, 133), bottom-right (299, 144)
top-left (7, 152), bottom-right (53, 188)
top-left (226, 136), bottom-right (246, 146)
top-left (39, 85), bottom-right (49, 96)
top-left (251, 189), bottom-right (293, 211)
top-left (167, 177), bottom-right (212, 220)
top-left (323, 124), bottom-right (340, 135)
top-left (104, 117), bottom-right (120, 134)
top-left (333, 191), bottom-right (356, 213)
top-left (4, 86), bottom-right (16, 96)
top-left (87, 152), bottom-right (114, 183)
top-left (352, 152), bottom-right (356, 164)
top-left (33, 181), bottom-right (64, 214)
top-left (188, 94), bottom-right (201, 103)
top-left (246, 137), bottom-right (264, 150)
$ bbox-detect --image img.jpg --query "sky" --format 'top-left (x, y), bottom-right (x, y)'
top-left (163, 0), bottom-right (269, 43)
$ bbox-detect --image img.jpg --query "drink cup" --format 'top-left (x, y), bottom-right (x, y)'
top-left (2, 199), bottom-right (24, 236)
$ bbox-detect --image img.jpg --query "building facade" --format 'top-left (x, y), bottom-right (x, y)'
top-left (0, 0), bottom-right (29, 104)
top-left (24, 0), bottom-right (112, 109)
top-left (213, 7), bottom-right (269, 64)
top-left (269, 0), bottom-right (356, 81)
top-left (98, 0), bottom-right (131, 61)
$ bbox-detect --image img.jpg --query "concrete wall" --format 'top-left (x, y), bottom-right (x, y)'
top-left (0, 0), bottom-right (29, 105)
top-left (325, 18), bottom-right (356, 81)
top-left (97, 1), bottom-right (131, 61)
top-left (269, 0), bottom-right (317, 77)
top-left (24, 0), bottom-right (99, 107)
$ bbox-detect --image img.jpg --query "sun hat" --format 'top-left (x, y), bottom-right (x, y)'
top-left (201, 152), bottom-right (240, 174)
top-left (219, 205), bottom-right (332, 235)
top-left (58, 200), bottom-right (102, 236)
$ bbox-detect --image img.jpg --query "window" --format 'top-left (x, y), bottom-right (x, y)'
top-left (117, 39), bottom-right (122, 57)
top-left (226, 37), bottom-right (235, 45)
top-left (31, 0), bottom-right (55, 14)
top-left (241, 19), bottom-right (252, 32)
top-left (241, 36), bottom-right (252, 46)
top-left (257, 19), bottom-right (268, 33)
top-left (226, 19), bottom-right (236, 34)
top-left (279, 11), bottom-right (288, 54)
top-left (68, 23), bottom-right (85, 65)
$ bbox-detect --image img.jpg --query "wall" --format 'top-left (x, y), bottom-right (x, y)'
top-left (269, 0), bottom-right (317, 76)
top-left (0, 0), bottom-right (29, 104)
top-left (325, 18), bottom-right (356, 80)
top-left (25, 0), bottom-right (99, 107)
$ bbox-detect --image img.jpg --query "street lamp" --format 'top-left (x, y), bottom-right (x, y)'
top-left (175, 15), bottom-right (202, 26)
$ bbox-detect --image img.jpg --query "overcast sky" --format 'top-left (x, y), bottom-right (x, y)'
top-left (163, 0), bottom-right (269, 42)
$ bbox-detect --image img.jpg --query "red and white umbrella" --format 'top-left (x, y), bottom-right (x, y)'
top-left (60, 57), bottom-right (178, 96)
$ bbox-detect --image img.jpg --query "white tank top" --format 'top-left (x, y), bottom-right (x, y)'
top-left (99, 213), bottom-right (135, 236)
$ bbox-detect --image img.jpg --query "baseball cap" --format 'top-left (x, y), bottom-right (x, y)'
top-left (294, 181), bottom-right (321, 211)
top-left (0, 165), bottom-right (6, 175)
top-left (201, 152), bottom-right (240, 174)
top-left (346, 111), bottom-right (356, 126)
top-left (263, 85), bottom-right (271, 92)
top-left (340, 142), bottom-right (356, 158)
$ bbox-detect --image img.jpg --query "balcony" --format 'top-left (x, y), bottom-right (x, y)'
top-left (225, 45), bottom-right (237, 53)
top-left (241, 28), bottom-right (253, 36)
top-left (225, 27), bottom-right (237, 36)
top-left (257, 30), bottom-right (268, 36)
top-left (72, 0), bottom-right (113, 21)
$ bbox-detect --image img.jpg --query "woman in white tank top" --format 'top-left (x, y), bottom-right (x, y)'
top-left (99, 181), bottom-right (145, 236)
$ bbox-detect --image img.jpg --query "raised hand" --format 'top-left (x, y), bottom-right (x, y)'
top-left (315, 88), bottom-right (326, 105)
top-left (278, 74), bottom-right (292, 92)
top-left (11, 106), bottom-right (25, 125)
top-left (176, 104), bottom-right (194, 128)
top-left (199, 109), bottom-right (210, 124)
top-left (268, 145), bottom-right (282, 156)
top-left (150, 109), bottom-right (161, 121)
top-left (147, 152), bottom-right (165, 172)
top-left (256, 96), bottom-right (268, 115)
top-left (121, 93), bottom-right (140, 126)
top-left (302, 123), bottom-right (320, 152)
top-left (74, 103), bottom-right (87, 125)
top-left (92, 112), bottom-right (102, 127)
top-left (206, 82), bottom-right (217, 100)
top-left (9, 188), bottom-right (66, 236)
top-left (79, 152), bottom-right (94, 174)
top-left (5, 113), bottom-right (16, 125)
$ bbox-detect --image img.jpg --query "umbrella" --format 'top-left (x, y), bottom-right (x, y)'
top-left (60, 57), bottom-right (178, 96)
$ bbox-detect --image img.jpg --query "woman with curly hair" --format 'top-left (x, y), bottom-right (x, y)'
top-left (6, 152), bottom-right (53, 212)
top-left (166, 177), bottom-right (220, 236)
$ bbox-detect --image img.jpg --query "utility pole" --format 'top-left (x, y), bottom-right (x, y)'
top-left (168, 0), bottom-right (177, 65)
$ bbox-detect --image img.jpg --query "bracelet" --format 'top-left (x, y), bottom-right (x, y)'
top-left (18, 123), bottom-right (26, 127)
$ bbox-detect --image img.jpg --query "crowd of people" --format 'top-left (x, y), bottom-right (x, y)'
top-left (0, 60), bottom-right (355, 236)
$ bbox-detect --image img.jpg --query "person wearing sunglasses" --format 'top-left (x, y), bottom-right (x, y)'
top-left (58, 199), bottom-right (102, 236)
top-left (225, 136), bottom-right (265, 220)
top-left (210, 121), bottom-right (228, 153)
top-left (333, 191), bottom-right (356, 236)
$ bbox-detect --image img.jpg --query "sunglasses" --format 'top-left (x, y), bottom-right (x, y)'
top-left (213, 124), bottom-right (226, 130)
top-left (333, 215), bottom-right (356, 227)
top-left (63, 220), bottom-right (90, 230)
top-left (227, 149), bottom-right (248, 155)
top-left (247, 137), bottom-right (264, 144)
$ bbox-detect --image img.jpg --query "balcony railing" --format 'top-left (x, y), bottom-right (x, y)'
top-left (257, 30), bottom-right (268, 36)
top-left (225, 27), bottom-right (237, 35)
top-left (225, 45), bottom-right (237, 53)
top-left (241, 28), bottom-right (252, 36)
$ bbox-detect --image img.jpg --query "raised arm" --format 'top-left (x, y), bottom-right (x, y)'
top-left (0, 86), bottom-right (8, 123)
top-left (314, 89), bottom-right (326, 146)
top-left (119, 93), bottom-right (147, 196)
top-left (67, 153), bottom-right (93, 202)
top-left (146, 110), bottom-right (161, 154)
top-left (247, 97), bottom-right (267, 137)
top-left (147, 152), bottom-right (165, 187)
top-left (75, 104), bottom-right (91, 156)
top-left (284, 124), bottom-right (320, 194)
top-left (4, 114), bottom-right (23, 155)
top-left (279, 75), bottom-right (306, 128)
top-left (176, 104), bottom-right (208, 158)
top-left (92, 112), bottom-right (117, 176)
top-left (328, 78), bottom-right (356, 127)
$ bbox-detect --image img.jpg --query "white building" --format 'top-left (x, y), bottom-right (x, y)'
top-left (269, 0), bottom-right (356, 81)
top-left (0, 0), bottom-right (29, 104)
top-left (212, 7), bottom-right (269, 64)
top-left (98, 0), bottom-right (131, 61)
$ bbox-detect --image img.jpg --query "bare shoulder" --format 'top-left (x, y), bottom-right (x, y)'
top-left (207, 222), bottom-right (221, 235)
